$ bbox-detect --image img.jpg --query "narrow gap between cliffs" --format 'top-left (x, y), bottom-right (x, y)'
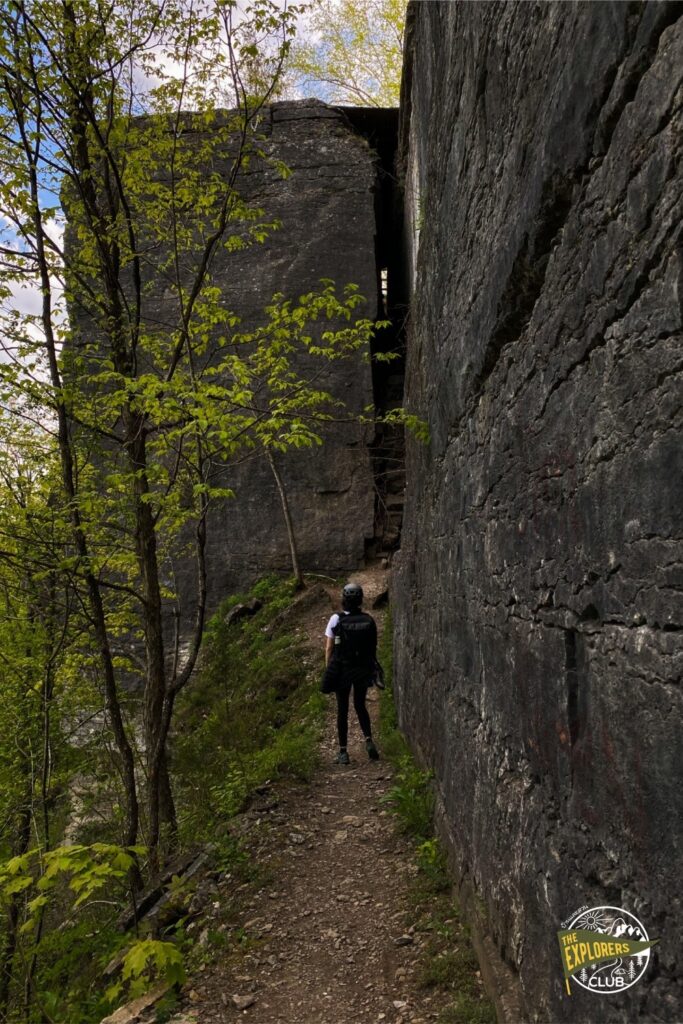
top-left (339, 106), bottom-right (407, 563)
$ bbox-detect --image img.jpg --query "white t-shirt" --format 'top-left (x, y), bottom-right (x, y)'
top-left (325, 611), bottom-right (349, 638)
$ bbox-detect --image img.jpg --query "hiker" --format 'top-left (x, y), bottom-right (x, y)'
top-left (322, 582), bottom-right (380, 764)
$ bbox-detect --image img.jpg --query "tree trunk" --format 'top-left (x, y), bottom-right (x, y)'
top-left (22, 136), bottom-right (140, 861)
top-left (0, 795), bottom-right (32, 1018)
top-left (127, 424), bottom-right (167, 869)
top-left (159, 748), bottom-right (178, 840)
top-left (15, 10), bottom-right (143, 865)
top-left (266, 451), bottom-right (304, 589)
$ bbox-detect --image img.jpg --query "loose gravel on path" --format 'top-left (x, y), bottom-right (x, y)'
top-left (168, 568), bottom-right (458, 1024)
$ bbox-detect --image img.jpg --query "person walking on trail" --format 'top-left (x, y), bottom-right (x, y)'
top-left (322, 582), bottom-right (380, 765)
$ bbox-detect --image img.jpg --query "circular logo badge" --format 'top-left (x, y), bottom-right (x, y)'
top-left (566, 906), bottom-right (651, 994)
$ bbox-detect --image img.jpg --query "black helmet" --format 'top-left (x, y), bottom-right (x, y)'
top-left (342, 583), bottom-right (363, 610)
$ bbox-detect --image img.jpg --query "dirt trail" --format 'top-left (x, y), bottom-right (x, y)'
top-left (168, 568), bottom-right (457, 1024)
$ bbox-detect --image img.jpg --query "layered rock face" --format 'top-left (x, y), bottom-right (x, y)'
top-left (168, 101), bottom-right (386, 610)
top-left (394, 3), bottom-right (682, 1021)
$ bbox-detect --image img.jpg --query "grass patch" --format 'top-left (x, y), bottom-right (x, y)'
top-left (378, 610), bottom-right (435, 842)
top-left (174, 575), bottom-right (325, 850)
top-left (173, 577), bottom-right (327, 974)
top-left (377, 609), bottom-right (496, 1024)
top-left (409, 851), bottom-right (496, 1024)
top-left (436, 996), bottom-right (497, 1024)
top-left (381, 756), bottom-right (435, 840)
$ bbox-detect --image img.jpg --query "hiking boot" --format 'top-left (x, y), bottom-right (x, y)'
top-left (365, 738), bottom-right (380, 761)
top-left (335, 749), bottom-right (350, 765)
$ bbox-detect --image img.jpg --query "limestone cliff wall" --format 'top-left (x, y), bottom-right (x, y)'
top-left (394, 3), bottom-right (683, 1021)
top-left (68, 99), bottom-right (402, 656)
top-left (193, 101), bottom-right (380, 606)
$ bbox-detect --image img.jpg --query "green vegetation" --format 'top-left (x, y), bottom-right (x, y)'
top-left (382, 755), bottom-right (436, 839)
top-left (0, 0), bottom-right (384, 889)
top-left (0, 841), bottom-right (188, 1022)
top-left (174, 575), bottom-right (325, 843)
top-left (288, 0), bottom-right (407, 107)
top-left (0, 575), bottom-right (322, 1021)
top-left (378, 612), bottom-right (496, 1024)
top-left (172, 576), bottom-right (326, 977)
top-left (0, 0), bottom-right (414, 1017)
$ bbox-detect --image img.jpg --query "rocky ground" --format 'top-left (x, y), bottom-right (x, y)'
top-left (105, 569), bottom-right (484, 1024)
top-left (181, 737), bottom-right (448, 1024)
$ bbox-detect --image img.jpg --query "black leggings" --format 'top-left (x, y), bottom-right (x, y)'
top-left (335, 683), bottom-right (372, 747)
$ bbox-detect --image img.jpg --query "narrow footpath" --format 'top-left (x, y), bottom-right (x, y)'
top-left (134, 569), bottom-right (483, 1024)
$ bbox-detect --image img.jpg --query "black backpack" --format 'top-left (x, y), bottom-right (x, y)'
top-left (333, 612), bottom-right (377, 666)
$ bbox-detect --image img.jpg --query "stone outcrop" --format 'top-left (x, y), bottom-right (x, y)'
top-left (67, 99), bottom-right (402, 634)
top-left (394, 3), bottom-right (683, 1021)
top-left (75, 102), bottom-right (398, 614)
top-left (187, 101), bottom-right (382, 606)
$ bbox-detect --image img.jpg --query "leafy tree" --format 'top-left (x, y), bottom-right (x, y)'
top-left (0, 840), bottom-right (186, 1019)
top-left (0, 2), bottom-right (407, 1016)
top-left (0, 0), bottom-right (385, 883)
top-left (235, 283), bottom-right (383, 586)
top-left (288, 0), bottom-right (406, 106)
top-left (0, 425), bottom-right (79, 1016)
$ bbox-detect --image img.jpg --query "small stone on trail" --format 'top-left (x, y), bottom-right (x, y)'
top-left (334, 830), bottom-right (348, 841)
top-left (288, 832), bottom-right (305, 845)
top-left (394, 935), bottom-right (414, 946)
top-left (232, 994), bottom-right (256, 1010)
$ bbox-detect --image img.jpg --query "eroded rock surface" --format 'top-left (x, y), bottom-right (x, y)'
top-left (394, 3), bottom-right (683, 1021)
top-left (71, 100), bottom-right (389, 618)
top-left (180, 101), bottom-right (381, 608)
